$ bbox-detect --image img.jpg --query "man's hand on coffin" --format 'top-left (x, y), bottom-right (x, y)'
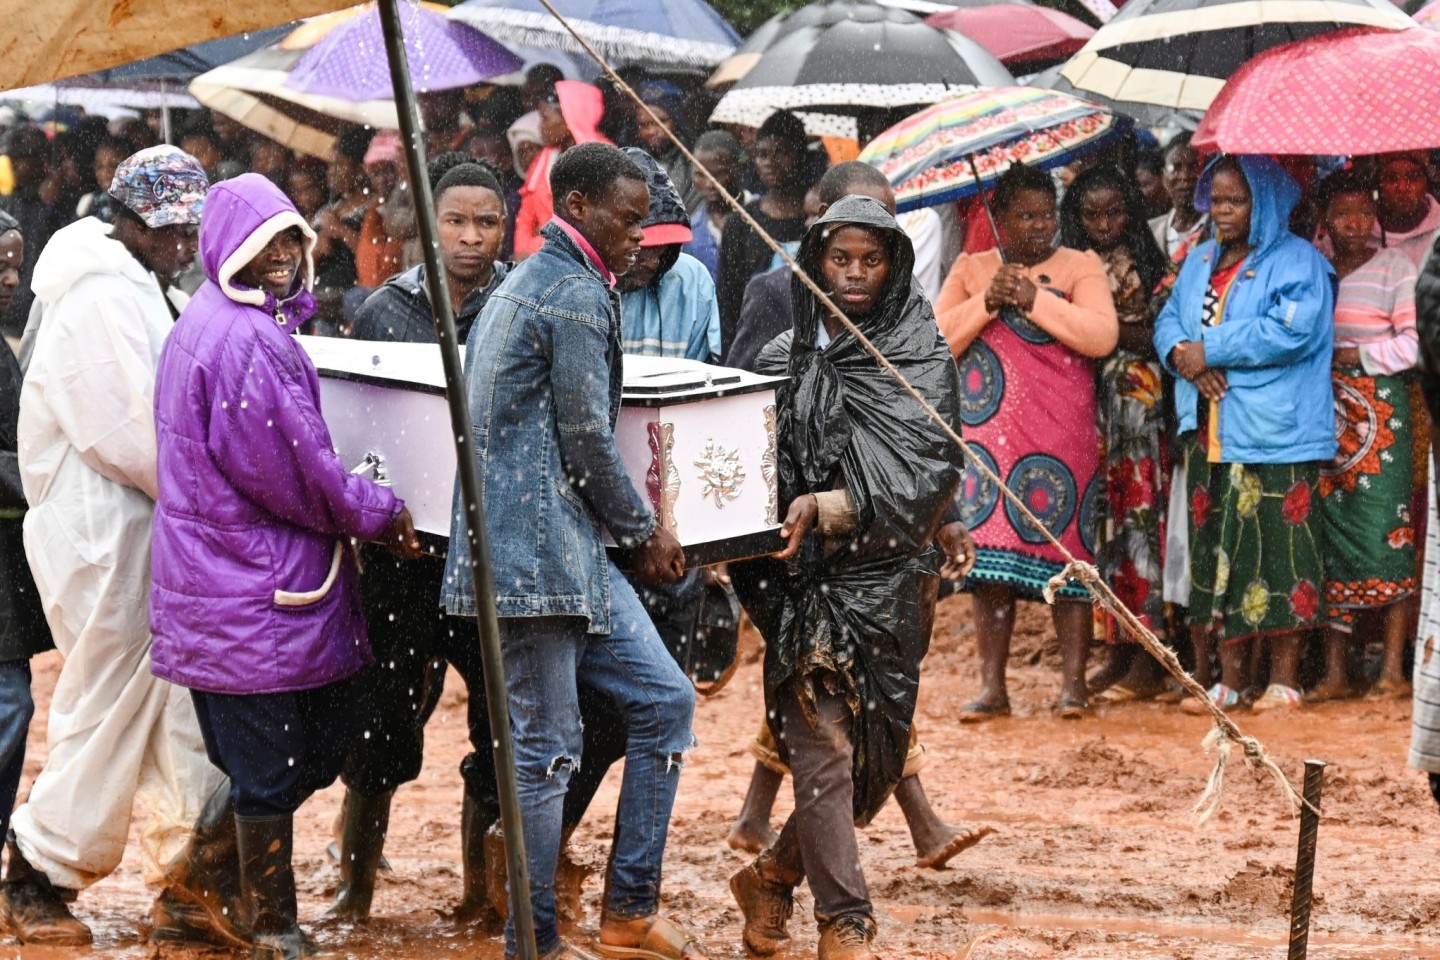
top-left (383, 507), bottom-right (424, 561)
top-left (937, 521), bottom-right (977, 580)
top-left (704, 563), bottom-right (731, 586)
top-left (773, 494), bottom-right (819, 561)
top-left (635, 524), bottom-right (686, 585)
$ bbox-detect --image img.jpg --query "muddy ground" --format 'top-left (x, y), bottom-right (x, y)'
top-left (7, 592), bottom-right (1439, 959)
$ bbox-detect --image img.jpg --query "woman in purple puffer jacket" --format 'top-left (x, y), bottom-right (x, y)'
top-left (150, 172), bottom-right (419, 960)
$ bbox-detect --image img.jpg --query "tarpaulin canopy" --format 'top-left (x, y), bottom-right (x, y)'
top-left (0, 0), bottom-right (351, 92)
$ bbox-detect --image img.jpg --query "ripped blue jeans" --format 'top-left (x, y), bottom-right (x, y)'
top-left (498, 562), bottom-right (696, 955)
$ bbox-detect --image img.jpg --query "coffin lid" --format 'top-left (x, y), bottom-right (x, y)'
top-left (296, 336), bottom-right (785, 406)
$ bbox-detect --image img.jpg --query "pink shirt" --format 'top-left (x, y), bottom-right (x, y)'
top-left (1328, 246), bottom-right (1418, 376)
top-left (550, 216), bottom-right (616, 289)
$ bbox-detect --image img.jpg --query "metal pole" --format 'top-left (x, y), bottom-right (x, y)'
top-left (1287, 759), bottom-right (1326, 960)
top-left (161, 78), bottom-right (173, 145)
top-left (374, 3), bottom-right (537, 959)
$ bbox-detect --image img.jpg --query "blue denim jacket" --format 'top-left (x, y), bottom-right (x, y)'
top-left (443, 221), bottom-right (656, 631)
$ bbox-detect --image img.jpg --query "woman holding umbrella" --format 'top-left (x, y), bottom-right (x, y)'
top-left (934, 162), bottom-right (1118, 720)
top-left (1154, 155), bottom-right (1335, 714)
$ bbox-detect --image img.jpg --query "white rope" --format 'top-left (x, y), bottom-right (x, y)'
top-left (527, 0), bottom-right (1315, 822)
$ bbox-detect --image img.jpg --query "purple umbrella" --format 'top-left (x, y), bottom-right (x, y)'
top-left (286, 4), bottom-right (522, 100)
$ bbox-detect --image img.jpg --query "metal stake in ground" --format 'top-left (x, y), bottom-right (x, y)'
top-left (1287, 759), bottom-right (1326, 960)
top-left (375, 2), bottom-right (537, 959)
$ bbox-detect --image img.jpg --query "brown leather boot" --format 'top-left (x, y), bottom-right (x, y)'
top-left (728, 861), bottom-right (794, 956)
top-left (0, 842), bottom-right (91, 945)
top-left (817, 915), bottom-right (876, 960)
top-left (153, 779), bottom-right (249, 946)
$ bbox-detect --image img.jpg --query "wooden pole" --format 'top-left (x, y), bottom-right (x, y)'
top-left (374, 4), bottom-right (537, 958)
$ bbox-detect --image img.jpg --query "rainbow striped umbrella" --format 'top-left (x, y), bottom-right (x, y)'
top-left (857, 86), bottom-right (1130, 213)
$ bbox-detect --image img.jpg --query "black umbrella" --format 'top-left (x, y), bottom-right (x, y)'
top-left (710, 1), bottom-right (1013, 133)
top-left (707, 5), bottom-right (830, 88)
top-left (1057, 0), bottom-right (1414, 112)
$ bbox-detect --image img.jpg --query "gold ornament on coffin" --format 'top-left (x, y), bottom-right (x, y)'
top-left (695, 439), bottom-right (746, 508)
top-left (647, 421), bottom-right (681, 533)
top-left (761, 404), bottom-right (778, 524)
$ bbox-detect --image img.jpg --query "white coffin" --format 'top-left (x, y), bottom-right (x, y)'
top-left (296, 336), bottom-right (786, 565)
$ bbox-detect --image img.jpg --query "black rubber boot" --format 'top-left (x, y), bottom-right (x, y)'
top-left (454, 792), bottom-right (499, 925)
top-left (237, 814), bottom-right (327, 960)
top-left (323, 788), bottom-right (394, 921)
top-left (152, 778), bottom-right (249, 946)
top-left (0, 841), bottom-right (91, 945)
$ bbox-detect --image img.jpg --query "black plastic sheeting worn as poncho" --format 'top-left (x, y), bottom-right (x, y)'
top-left (733, 195), bottom-right (964, 825)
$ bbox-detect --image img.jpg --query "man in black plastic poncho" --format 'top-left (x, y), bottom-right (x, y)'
top-left (729, 195), bottom-right (964, 960)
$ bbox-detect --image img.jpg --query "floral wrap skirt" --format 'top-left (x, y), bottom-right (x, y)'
top-left (1185, 437), bottom-right (1324, 645)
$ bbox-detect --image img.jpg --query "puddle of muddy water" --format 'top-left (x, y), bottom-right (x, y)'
top-left (877, 906), bottom-right (1440, 959)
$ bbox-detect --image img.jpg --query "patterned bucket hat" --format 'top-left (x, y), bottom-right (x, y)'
top-left (109, 145), bottom-right (209, 229)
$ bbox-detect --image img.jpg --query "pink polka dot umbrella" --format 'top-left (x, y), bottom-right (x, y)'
top-left (1193, 26), bottom-right (1440, 155)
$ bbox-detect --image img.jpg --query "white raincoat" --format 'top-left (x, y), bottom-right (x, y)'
top-left (12, 216), bottom-right (221, 890)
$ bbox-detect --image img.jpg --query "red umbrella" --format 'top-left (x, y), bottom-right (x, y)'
top-left (1194, 27), bottom-right (1440, 155)
top-left (926, 5), bottom-right (1094, 69)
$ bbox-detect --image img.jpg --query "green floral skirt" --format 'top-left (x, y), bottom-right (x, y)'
top-left (1185, 438), bottom-right (1324, 645)
top-left (1317, 367), bottom-right (1415, 628)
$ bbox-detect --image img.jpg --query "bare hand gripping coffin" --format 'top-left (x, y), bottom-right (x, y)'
top-left (297, 336), bottom-right (786, 565)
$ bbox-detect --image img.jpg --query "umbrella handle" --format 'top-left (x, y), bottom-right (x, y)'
top-left (967, 152), bottom-right (1005, 261)
top-left (968, 152), bottom-right (1031, 327)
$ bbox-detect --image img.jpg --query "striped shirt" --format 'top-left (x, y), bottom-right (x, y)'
top-left (1329, 246), bottom-right (1418, 376)
top-left (1411, 474), bottom-right (1440, 774)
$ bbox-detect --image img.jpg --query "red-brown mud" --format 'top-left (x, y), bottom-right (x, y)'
top-left (9, 592), bottom-right (1439, 959)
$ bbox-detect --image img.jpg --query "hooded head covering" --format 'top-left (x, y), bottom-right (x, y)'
top-left (1194, 154), bottom-right (1300, 263)
top-left (507, 110), bottom-right (542, 169)
top-left (636, 79), bottom-right (688, 136)
top-left (623, 147), bottom-right (692, 248)
top-left (555, 80), bottom-right (608, 145)
top-left (791, 195), bottom-right (914, 345)
top-left (199, 172), bottom-right (318, 323)
top-left (775, 193), bottom-right (949, 501)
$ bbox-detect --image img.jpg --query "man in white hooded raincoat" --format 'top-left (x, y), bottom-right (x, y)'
top-left (3, 146), bottom-right (225, 945)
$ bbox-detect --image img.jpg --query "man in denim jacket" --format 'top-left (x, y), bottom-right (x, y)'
top-left (443, 142), bottom-right (702, 960)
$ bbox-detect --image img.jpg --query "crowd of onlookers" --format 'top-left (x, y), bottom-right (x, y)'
top-left (1, 65), bottom-right (1436, 727)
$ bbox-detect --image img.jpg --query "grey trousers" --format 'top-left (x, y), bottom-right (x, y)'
top-left (767, 681), bottom-right (871, 925)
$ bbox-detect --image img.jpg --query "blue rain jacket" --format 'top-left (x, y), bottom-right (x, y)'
top-left (1154, 155), bottom-right (1337, 465)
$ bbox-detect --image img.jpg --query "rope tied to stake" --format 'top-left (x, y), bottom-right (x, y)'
top-left (525, 0), bottom-right (1315, 823)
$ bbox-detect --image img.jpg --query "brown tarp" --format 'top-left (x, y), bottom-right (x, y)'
top-left (0, 0), bottom-right (351, 91)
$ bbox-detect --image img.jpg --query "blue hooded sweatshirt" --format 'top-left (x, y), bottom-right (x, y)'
top-left (1154, 155), bottom-right (1337, 465)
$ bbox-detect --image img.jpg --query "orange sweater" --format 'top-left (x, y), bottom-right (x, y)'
top-left (934, 247), bottom-right (1118, 359)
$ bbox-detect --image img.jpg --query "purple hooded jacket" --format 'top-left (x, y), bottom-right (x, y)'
top-left (150, 173), bottom-right (402, 695)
